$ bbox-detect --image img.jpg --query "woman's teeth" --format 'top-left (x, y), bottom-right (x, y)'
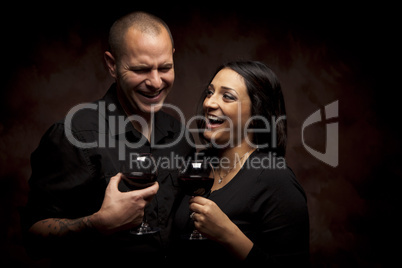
top-left (207, 115), bottom-right (224, 124)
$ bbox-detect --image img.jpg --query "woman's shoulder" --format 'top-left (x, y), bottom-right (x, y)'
top-left (246, 150), bottom-right (306, 199)
top-left (245, 150), bottom-right (291, 178)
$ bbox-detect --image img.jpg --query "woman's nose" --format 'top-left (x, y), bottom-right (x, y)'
top-left (203, 95), bottom-right (220, 110)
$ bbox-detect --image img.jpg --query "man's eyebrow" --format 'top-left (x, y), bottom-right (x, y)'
top-left (159, 62), bottom-right (173, 67)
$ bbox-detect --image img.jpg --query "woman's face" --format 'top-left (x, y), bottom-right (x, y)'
top-left (203, 68), bottom-right (253, 147)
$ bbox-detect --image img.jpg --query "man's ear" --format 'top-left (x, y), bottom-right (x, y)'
top-left (104, 51), bottom-right (117, 79)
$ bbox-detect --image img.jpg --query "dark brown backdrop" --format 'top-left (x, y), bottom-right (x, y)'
top-left (1, 4), bottom-right (399, 267)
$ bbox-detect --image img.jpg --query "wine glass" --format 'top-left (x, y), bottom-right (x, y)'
top-left (178, 158), bottom-right (215, 240)
top-left (121, 153), bottom-right (160, 235)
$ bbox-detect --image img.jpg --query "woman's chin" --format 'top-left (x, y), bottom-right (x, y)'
top-left (202, 132), bottom-right (231, 148)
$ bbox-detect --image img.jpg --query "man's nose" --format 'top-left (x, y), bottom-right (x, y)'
top-left (145, 70), bottom-right (162, 89)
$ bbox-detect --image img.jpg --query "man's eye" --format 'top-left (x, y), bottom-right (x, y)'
top-left (132, 69), bottom-right (148, 74)
top-left (159, 67), bottom-right (172, 72)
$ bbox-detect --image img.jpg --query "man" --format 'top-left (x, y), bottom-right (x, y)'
top-left (22, 11), bottom-right (194, 265)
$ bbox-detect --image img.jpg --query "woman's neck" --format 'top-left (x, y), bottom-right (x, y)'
top-left (217, 142), bottom-right (256, 170)
top-left (211, 140), bottom-right (257, 188)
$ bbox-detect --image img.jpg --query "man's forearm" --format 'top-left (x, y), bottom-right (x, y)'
top-left (29, 215), bottom-right (96, 238)
top-left (25, 215), bottom-right (99, 258)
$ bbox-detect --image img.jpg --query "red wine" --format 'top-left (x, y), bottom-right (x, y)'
top-left (178, 175), bottom-right (214, 196)
top-left (122, 172), bottom-right (157, 190)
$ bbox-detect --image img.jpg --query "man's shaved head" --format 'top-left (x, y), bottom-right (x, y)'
top-left (108, 11), bottom-right (174, 59)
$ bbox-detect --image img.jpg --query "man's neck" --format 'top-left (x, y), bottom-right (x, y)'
top-left (116, 86), bottom-right (153, 142)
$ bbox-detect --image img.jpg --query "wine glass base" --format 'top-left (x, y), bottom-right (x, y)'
top-left (189, 230), bottom-right (207, 240)
top-left (130, 222), bottom-right (160, 235)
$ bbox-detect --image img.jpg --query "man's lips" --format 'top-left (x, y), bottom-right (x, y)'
top-left (137, 89), bottom-right (164, 99)
top-left (135, 89), bottom-right (167, 105)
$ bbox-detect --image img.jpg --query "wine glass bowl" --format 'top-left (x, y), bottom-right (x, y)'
top-left (121, 171), bottom-right (157, 190)
top-left (178, 161), bottom-right (214, 196)
top-left (122, 155), bottom-right (158, 189)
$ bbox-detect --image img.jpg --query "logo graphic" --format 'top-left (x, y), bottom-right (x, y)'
top-left (301, 100), bottom-right (338, 167)
top-left (64, 99), bottom-right (339, 168)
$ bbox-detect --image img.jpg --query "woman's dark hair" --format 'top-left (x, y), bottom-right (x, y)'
top-left (197, 60), bottom-right (287, 157)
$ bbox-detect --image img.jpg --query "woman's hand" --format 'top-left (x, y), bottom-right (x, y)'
top-left (189, 196), bottom-right (254, 260)
top-left (189, 196), bottom-right (234, 243)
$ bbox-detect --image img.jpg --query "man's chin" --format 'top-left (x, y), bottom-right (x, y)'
top-left (137, 102), bottom-right (165, 115)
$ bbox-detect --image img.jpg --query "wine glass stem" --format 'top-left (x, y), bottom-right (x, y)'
top-left (141, 209), bottom-right (150, 228)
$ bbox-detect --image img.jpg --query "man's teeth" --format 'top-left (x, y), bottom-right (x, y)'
top-left (140, 90), bottom-right (162, 98)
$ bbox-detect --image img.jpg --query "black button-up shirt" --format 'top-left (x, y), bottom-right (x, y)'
top-left (22, 84), bottom-right (195, 265)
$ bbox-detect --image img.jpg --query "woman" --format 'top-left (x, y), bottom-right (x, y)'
top-left (170, 61), bottom-right (309, 266)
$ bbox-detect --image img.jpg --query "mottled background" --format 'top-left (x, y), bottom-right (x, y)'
top-left (1, 3), bottom-right (399, 267)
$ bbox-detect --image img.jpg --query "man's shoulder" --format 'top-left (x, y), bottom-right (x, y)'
top-left (63, 84), bottom-right (117, 133)
top-left (37, 100), bottom-right (104, 148)
top-left (63, 99), bottom-right (104, 133)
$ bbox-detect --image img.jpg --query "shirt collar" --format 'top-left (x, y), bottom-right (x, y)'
top-left (102, 83), bottom-right (177, 144)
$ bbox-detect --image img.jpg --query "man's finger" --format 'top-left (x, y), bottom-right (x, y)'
top-left (108, 173), bottom-right (123, 189)
top-left (133, 182), bottom-right (159, 201)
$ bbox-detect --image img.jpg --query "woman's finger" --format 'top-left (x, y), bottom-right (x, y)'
top-left (189, 196), bottom-right (209, 205)
top-left (189, 202), bottom-right (204, 213)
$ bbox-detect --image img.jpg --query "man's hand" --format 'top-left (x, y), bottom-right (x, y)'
top-left (28, 173), bottom-right (159, 238)
top-left (91, 173), bottom-right (159, 235)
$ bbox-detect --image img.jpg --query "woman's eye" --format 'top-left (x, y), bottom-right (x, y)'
top-left (206, 89), bottom-right (214, 96)
top-left (223, 93), bottom-right (236, 100)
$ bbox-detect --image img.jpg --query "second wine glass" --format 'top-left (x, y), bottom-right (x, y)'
top-left (178, 158), bottom-right (215, 240)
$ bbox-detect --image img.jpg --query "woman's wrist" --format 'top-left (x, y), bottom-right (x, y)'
top-left (219, 222), bottom-right (254, 260)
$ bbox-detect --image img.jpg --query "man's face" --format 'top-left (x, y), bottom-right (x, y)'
top-left (107, 27), bottom-right (175, 116)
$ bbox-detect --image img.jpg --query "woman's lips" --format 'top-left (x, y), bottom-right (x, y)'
top-left (205, 114), bottom-right (225, 129)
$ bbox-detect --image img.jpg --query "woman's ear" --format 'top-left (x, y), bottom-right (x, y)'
top-left (104, 51), bottom-right (117, 79)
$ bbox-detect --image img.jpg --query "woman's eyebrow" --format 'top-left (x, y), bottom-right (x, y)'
top-left (221, 86), bottom-right (237, 93)
top-left (209, 84), bottom-right (236, 92)
top-left (209, 83), bottom-right (238, 97)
